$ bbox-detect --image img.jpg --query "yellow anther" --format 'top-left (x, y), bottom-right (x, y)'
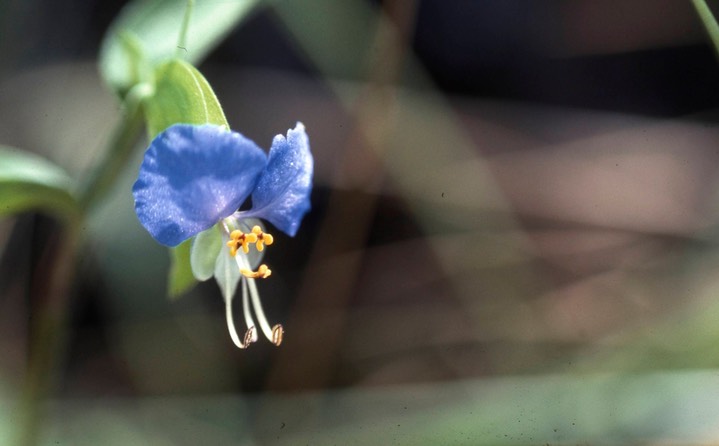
top-left (250, 225), bottom-right (274, 252)
top-left (227, 229), bottom-right (258, 256)
top-left (240, 264), bottom-right (272, 279)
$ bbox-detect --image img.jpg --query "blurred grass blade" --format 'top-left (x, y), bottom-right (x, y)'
top-left (272, 0), bottom-right (378, 80)
top-left (692, 0), bottom-right (719, 57)
top-left (0, 146), bottom-right (80, 223)
top-left (144, 58), bottom-right (229, 137)
top-left (100, 0), bottom-right (262, 95)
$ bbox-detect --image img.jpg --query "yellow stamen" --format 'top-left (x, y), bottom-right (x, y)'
top-left (240, 264), bottom-right (272, 279)
top-left (251, 225), bottom-right (274, 252)
top-left (227, 229), bottom-right (258, 256)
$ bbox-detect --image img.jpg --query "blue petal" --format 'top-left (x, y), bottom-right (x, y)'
top-left (133, 124), bottom-right (267, 247)
top-left (241, 123), bottom-right (313, 236)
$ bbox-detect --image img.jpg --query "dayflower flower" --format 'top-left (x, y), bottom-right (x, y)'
top-left (133, 123), bottom-right (313, 349)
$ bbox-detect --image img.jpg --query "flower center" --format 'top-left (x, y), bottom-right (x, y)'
top-left (227, 225), bottom-right (274, 277)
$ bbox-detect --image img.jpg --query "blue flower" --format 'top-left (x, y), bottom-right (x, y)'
top-left (133, 122), bottom-right (313, 348)
top-left (133, 123), bottom-right (312, 246)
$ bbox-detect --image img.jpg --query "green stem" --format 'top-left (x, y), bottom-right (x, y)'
top-left (692, 0), bottom-right (719, 56)
top-left (77, 83), bottom-right (150, 211)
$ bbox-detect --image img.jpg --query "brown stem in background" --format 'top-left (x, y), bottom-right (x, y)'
top-left (266, 0), bottom-right (418, 392)
top-left (15, 225), bottom-right (80, 446)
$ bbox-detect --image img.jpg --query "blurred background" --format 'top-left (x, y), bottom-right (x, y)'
top-left (3, 0), bottom-right (719, 444)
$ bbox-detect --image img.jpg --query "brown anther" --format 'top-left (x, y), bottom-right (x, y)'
top-left (239, 326), bottom-right (255, 349)
top-left (240, 264), bottom-right (272, 279)
top-left (271, 324), bottom-right (284, 346)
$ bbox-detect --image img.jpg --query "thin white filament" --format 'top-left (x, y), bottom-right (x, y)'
top-left (225, 290), bottom-right (244, 349)
top-left (235, 251), bottom-right (274, 341)
top-left (247, 276), bottom-right (273, 341)
top-left (242, 277), bottom-right (258, 342)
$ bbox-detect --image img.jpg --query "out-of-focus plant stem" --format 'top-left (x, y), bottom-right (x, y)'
top-left (78, 83), bottom-right (150, 211)
top-left (693, 0), bottom-right (719, 57)
top-left (15, 225), bottom-right (80, 446)
top-left (267, 0), bottom-right (418, 391)
top-left (17, 84), bottom-right (149, 445)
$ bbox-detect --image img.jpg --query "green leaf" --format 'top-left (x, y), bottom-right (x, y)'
top-left (0, 146), bottom-right (80, 223)
top-left (168, 238), bottom-right (195, 298)
top-left (190, 226), bottom-right (223, 281)
top-left (144, 58), bottom-right (229, 138)
top-left (100, 0), bottom-right (262, 95)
